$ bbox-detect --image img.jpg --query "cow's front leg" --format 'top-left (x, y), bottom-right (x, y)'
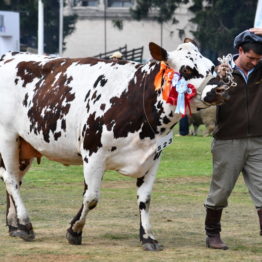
top-left (66, 155), bottom-right (104, 245)
top-left (137, 158), bottom-right (163, 251)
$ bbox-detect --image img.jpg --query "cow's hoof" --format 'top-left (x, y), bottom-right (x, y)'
top-left (142, 242), bottom-right (163, 251)
top-left (66, 229), bottom-right (82, 245)
top-left (10, 229), bottom-right (35, 241)
top-left (9, 225), bottom-right (35, 241)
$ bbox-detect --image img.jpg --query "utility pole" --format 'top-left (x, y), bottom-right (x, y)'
top-left (38, 0), bottom-right (44, 55)
top-left (104, 0), bottom-right (107, 53)
top-left (59, 0), bottom-right (64, 56)
top-left (254, 0), bottom-right (262, 27)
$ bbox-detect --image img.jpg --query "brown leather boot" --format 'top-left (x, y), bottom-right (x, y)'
top-left (205, 208), bottom-right (228, 250)
top-left (206, 234), bottom-right (228, 250)
top-left (257, 209), bottom-right (262, 236)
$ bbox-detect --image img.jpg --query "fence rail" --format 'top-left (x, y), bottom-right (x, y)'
top-left (94, 45), bottom-right (143, 63)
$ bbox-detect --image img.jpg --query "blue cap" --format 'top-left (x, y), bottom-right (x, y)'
top-left (233, 30), bottom-right (262, 49)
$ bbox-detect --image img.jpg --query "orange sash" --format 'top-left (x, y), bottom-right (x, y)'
top-left (154, 62), bottom-right (175, 101)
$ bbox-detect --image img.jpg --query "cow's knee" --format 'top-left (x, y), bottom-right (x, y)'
top-left (66, 196), bottom-right (99, 245)
top-left (84, 190), bottom-right (99, 210)
top-left (87, 198), bottom-right (98, 210)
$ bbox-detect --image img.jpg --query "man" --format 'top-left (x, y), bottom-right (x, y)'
top-left (204, 28), bottom-right (262, 250)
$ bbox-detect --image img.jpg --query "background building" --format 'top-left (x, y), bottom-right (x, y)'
top-left (63, 0), bottom-right (195, 61)
top-left (0, 10), bottom-right (19, 56)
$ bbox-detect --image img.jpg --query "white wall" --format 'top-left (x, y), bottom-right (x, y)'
top-left (0, 11), bottom-right (20, 56)
top-left (63, 5), bottom-right (195, 61)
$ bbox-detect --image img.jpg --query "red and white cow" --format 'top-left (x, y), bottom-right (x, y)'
top-left (0, 40), bottom-right (228, 251)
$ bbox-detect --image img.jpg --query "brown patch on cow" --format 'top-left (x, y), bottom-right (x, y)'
top-left (17, 56), bottom-right (123, 140)
top-left (16, 59), bottom-right (77, 142)
top-left (81, 62), bottom-right (165, 156)
top-left (100, 103), bottom-right (106, 111)
top-left (4, 58), bottom-right (14, 64)
top-left (19, 138), bottom-right (42, 161)
top-left (75, 57), bottom-right (128, 67)
top-left (94, 75), bottom-right (108, 88)
top-left (111, 146), bottom-right (117, 152)
top-left (0, 54), bottom-right (6, 61)
top-left (83, 113), bottom-right (103, 156)
top-left (16, 61), bottom-right (43, 87)
top-left (179, 65), bottom-right (204, 80)
top-left (104, 62), bottom-right (163, 139)
top-left (82, 62), bottom-right (164, 156)
top-left (23, 93), bottom-right (29, 106)
top-left (21, 57), bottom-right (119, 143)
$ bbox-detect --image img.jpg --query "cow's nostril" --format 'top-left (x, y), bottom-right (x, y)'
top-left (216, 88), bottom-right (225, 94)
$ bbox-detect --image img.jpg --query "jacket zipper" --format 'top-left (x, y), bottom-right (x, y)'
top-left (244, 81), bottom-right (250, 136)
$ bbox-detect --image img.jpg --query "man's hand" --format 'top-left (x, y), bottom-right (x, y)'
top-left (249, 28), bottom-right (262, 35)
top-left (216, 63), bottom-right (231, 79)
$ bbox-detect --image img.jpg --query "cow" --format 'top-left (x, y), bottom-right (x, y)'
top-left (0, 39), bottom-right (229, 251)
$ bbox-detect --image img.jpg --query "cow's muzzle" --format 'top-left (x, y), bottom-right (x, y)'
top-left (215, 84), bottom-right (230, 101)
top-left (203, 83), bottom-right (230, 105)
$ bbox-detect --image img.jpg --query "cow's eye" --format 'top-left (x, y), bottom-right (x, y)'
top-left (179, 66), bottom-right (193, 79)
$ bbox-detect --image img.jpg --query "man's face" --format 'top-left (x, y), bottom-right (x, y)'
top-left (238, 47), bottom-right (262, 72)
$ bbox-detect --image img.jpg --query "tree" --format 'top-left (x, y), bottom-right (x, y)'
top-left (130, 0), bottom-right (189, 46)
top-left (130, 0), bottom-right (189, 24)
top-left (0, 0), bottom-right (77, 54)
top-left (130, 0), bottom-right (258, 60)
top-left (189, 0), bottom-right (258, 59)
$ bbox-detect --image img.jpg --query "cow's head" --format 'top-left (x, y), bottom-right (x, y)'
top-left (149, 40), bottom-right (230, 110)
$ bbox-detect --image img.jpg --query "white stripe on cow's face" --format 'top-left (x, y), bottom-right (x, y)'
top-left (201, 84), bottom-right (217, 101)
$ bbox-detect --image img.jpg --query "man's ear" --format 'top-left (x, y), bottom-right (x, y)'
top-left (184, 38), bottom-right (198, 47)
top-left (238, 46), bottom-right (244, 54)
top-left (149, 42), bottom-right (168, 61)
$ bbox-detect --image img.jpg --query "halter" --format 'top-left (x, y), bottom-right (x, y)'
top-left (217, 54), bottom-right (237, 88)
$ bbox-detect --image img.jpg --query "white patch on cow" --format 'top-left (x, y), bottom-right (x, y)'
top-left (54, 72), bottom-right (62, 83)
top-left (104, 131), bottom-right (156, 177)
top-left (0, 167), bottom-right (4, 178)
top-left (140, 210), bottom-right (155, 239)
top-left (201, 84), bottom-right (217, 101)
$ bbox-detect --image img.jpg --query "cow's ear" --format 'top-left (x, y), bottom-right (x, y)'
top-left (184, 38), bottom-right (198, 47)
top-left (149, 42), bottom-right (168, 61)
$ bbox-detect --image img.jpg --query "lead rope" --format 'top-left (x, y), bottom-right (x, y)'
top-left (217, 54), bottom-right (237, 88)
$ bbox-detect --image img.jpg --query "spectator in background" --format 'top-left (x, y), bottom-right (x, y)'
top-left (179, 115), bottom-right (189, 136)
top-left (110, 51), bottom-right (123, 61)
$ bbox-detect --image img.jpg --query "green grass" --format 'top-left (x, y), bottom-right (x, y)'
top-left (0, 134), bottom-right (260, 262)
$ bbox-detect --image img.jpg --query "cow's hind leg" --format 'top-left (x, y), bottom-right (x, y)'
top-left (137, 158), bottom-right (163, 251)
top-left (0, 137), bottom-right (34, 241)
top-left (66, 156), bottom-right (104, 245)
top-left (6, 160), bottom-right (33, 239)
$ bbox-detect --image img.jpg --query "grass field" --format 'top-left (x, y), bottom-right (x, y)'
top-left (0, 134), bottom-right (261, 262)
